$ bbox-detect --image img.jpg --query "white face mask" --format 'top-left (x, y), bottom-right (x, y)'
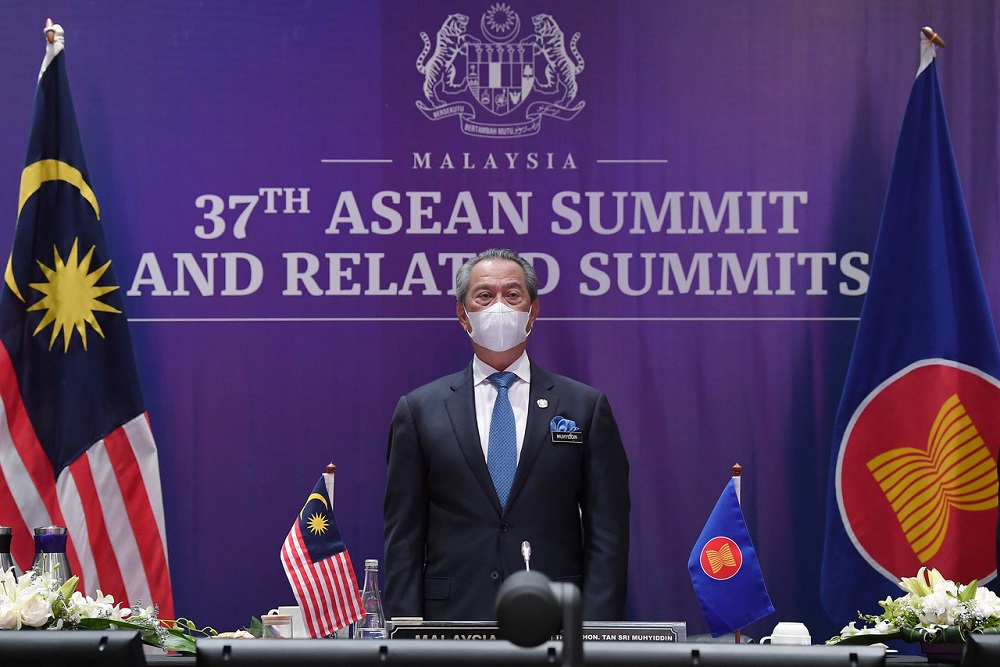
top-left (464, 302), bottom-right (532, 352)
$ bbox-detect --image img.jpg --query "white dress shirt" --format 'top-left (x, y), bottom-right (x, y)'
top-left (472, 352), bottom-right (531, 463)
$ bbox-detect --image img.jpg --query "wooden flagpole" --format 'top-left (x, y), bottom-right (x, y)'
top-left (921, 27), bottom-right (945, 48)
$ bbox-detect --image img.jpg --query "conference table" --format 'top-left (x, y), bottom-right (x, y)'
top-left (0, 631), bottom-right (960, 666)
top-left (142, 640), bottom-right (957, 667)
top-left (0, 620), bottom-right (968, 666)
top-left (158, 622), bottom-right (964, 667)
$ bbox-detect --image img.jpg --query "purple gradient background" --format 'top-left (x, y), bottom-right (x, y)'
top-left (0, 1), bottom-right (998, 643)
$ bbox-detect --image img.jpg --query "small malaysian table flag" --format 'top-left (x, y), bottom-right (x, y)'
top-left (280, 469), bottom-right (363, 637)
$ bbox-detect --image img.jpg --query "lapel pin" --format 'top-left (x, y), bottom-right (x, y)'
top-left (536, 398), bottom-right (549, 408)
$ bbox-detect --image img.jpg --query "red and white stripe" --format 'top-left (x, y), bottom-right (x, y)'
top-left (280, 521), bottom-right (363, 637)
top-left (0, 343), bottom-right (173, 618)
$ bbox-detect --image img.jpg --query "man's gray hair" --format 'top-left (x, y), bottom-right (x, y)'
top-left (454, 249), bottom-right (538, 303)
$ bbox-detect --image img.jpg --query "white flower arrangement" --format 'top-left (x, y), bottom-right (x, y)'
top-left (0, 568), bottom-right (211, 653)
top-left (828, 567), bottom-right (1000, 645)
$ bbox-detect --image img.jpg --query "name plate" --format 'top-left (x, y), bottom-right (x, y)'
top-left (387, 620), bottom-right (686, 643)
top-left (572, 621), bottom-right (686, 643)
top-left (387, 620), bottom-right (499, 641)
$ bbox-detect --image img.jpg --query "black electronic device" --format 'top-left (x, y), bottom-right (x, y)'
top-left (961, 633), bottom-right (1000, 666)
top-left (495, 569), bottom-right (582, 666)
top-left (0, 630), bottom-right (145, 667)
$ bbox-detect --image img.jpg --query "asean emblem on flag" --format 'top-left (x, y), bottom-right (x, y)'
top-left (698, 536), bottom-right (743, 581)
top-left (836, 359), bottom-right (1000, 585)
top-left (415, 4), bottom-right (585, 138)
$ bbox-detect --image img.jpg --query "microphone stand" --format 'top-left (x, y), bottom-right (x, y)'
top-left (496, 548), bottom-right (583, 667)
top-left (553, 582), bottom-right (583, 667)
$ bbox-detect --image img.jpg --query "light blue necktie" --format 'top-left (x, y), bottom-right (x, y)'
top-left (487, 371), bottom-right (518, 510)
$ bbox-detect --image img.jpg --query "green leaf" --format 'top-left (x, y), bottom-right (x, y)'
top-left (158, 632), bottom-right (198, 654)
top-left (827, 631), bottom-right (903, 646)
top-left (72, 616), bottom-right (198, 655)
top-left (958, 581), bottom-right (979, 603)
top-left (899, 626), bottom-right (930, 642)
top-left (58, 576), bottom-right (80, 601)
top-left (898, 625), bottom-right (970, 643)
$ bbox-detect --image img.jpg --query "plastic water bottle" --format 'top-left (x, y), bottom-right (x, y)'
top-left (356, 559), bottom-right (386, 639)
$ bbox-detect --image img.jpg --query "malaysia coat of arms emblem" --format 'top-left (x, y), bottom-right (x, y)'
top-left (416, 4), bottom-right (585, 138)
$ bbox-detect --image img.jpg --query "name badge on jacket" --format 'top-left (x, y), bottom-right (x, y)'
top-left (549, 416), bottom-right (583, 443)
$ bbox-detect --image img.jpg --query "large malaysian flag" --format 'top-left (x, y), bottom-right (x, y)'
top-left (0, 21), bottom-right (174, 617)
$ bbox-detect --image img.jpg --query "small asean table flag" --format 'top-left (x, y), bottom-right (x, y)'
top-left (280, 473), bottom-right (363, 637)
top-left (688, 478), bottom-right (774, 637)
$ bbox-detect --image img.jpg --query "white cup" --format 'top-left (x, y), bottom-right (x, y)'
top-left (760, 621), bottom-right (811, 645)
top-left (267, 606), bottom-right (305, 638)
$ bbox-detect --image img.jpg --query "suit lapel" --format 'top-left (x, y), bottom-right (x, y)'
top-left (444, 364), bottom-right (499, 510)
top-left (507, 363), bottom-right (559, 509)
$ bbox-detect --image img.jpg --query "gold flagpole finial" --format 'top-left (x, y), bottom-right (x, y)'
top-left (921, 27), bottom-right (945, 48)
top-left (44, 18), bottom-right (56, 44)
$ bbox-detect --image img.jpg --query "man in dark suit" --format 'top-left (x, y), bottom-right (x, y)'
top-left (383, 248), bottom-right (630, 621)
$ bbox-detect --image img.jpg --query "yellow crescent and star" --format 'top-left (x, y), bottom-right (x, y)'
top-left (5, 158), bottom-right (121, 352)
top-left (299, 492), bottom-right (330, 535)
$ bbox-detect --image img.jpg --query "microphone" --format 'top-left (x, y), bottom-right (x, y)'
top-left (521, 541), bottom-right (531, 571)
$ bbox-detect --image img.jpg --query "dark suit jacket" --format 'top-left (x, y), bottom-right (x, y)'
top-left (383, 360), bottom-right (630, 621)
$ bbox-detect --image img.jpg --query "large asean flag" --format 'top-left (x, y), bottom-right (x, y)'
top-left (820, 31), bottom-right (1000, 622)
